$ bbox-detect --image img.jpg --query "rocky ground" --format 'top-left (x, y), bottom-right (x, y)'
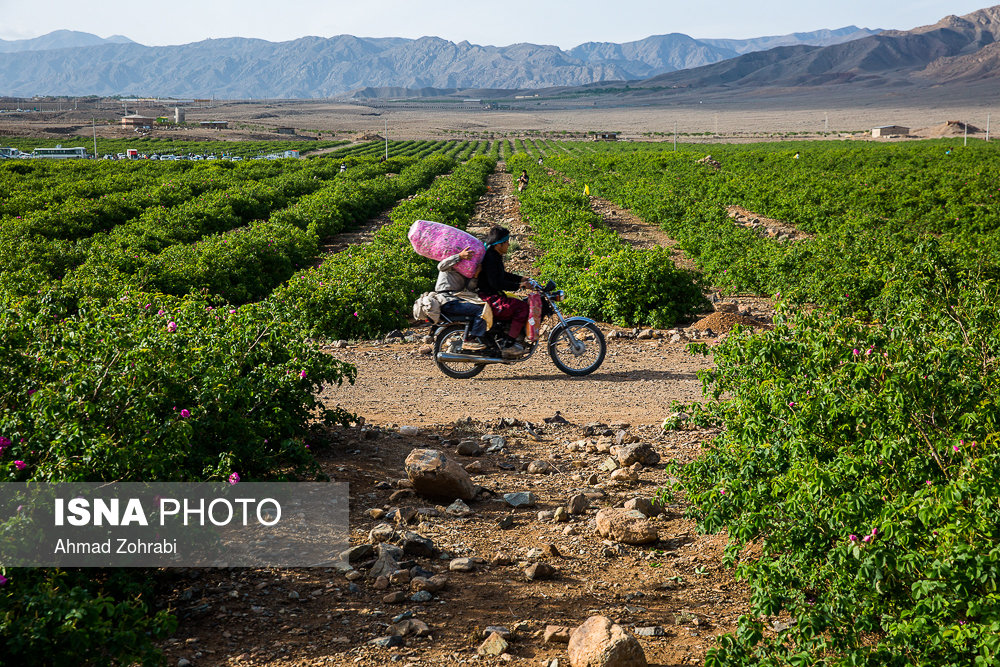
top-left (156, 165), bottom-right (777, 667)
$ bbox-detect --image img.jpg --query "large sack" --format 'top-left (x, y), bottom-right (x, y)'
top-left (408, 220), bottom-right (484, 279)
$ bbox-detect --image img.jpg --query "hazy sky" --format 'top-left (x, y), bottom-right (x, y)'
top-left (0, 1), bottom-right (993, 48)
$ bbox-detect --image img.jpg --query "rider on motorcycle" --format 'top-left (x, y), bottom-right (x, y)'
top-left (478, 225), bottom-right (531, 358)
top-left (436, 247), bottom-right (489, 351)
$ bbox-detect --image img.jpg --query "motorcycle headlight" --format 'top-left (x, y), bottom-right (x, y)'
top-left (551, 290), bottom-right (566, 302)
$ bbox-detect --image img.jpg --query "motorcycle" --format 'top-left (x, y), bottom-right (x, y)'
top-left (430, 279), bottom-right (606, 379)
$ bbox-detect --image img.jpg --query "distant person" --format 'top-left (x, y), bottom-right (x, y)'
top-left (517, 170), bottom-right (529, 192)
top-left (537, 157), bottom-right (543, 165)
top-left (340, 163), bottom-right (346, 173)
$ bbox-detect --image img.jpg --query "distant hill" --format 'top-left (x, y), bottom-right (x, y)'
top-left (0, 30), bottom-right (133, 53)
top-left (635, 5), bottom-right (1000, 97)
top-left (0, 26), bottom-right (877, 98)
top-left (699, 26), bottom-right (882, 55)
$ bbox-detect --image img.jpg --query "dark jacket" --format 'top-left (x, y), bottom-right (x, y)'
top-left (477, 248), bottom-right (522, 296)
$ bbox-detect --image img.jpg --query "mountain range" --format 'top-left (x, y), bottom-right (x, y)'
top-left (0, 26), bottom-right (879, 98)
top-left (0, 29), bottom-right (133, 53)
top-left (629, 5), bottom-right (1000, 100)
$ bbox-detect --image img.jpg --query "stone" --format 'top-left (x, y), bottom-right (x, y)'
top-left (544, 625), bottom-right (573, 644)
top-left (373, 575), bottom-right (390, 591)
top-left (612, 443), bottom-right (661, 468)
top-left (527, 460), bottom-right (553, 474)
top-left (542, 543), bottom-right (562, 558)
top-left (568, 616), bottom-right (647, 667)
top-left (340, 544), bottom-right (374, 562)
top-left (394, 618), bottom-right (431, 637)
top-left (490, 551), bottom-right (513, 566)
top-left (418, 344), bottom-right (433, 355)
top-left (344, 570), bottom-right (362, 582)
top-left (369, 523), bottom-right (399, 544)
top-left (389, 506), bottom-right (418, 525)
top-left (600, 457), bottom-right (620, 472)
top-left (538, 510), bottom-right (556, 521)
top-left (525, 562), bottom-right (557, 580)
top-left (633, 626), bottom-right (666, 637)
top-left (383, 591), bottom-right (407, 604)
top-left (389, 570), bottom-right (411, 586)
top-left (410, 590), bottom-right (433, 603)
top-left (400, 531), bottom-right (436, 557)
top-left (456, 440), bottom-right (483, 456)
top-left (368, 548), bottom-right (401, 579)
top-left (498, 515), bottom-right (515, 529)
top-left (586, 473), bottom-right (600, 486)
top-left (446, 499), bottom-right (474, 517)
top-left (177, 660), bottom-right (192, 667)
top-left (404, 448), bottom-right (477, 501)
top-left (482, 435), bottom-right (506, 452)
top-left (411, 574), bottom-right (446, 593)
top-left (504, 492), bottom-right (537, 508)
top-left (610, 468), bottom-right (639, 483)
top-left (595, 509), bottom-right (659, 545)
top-left (369, 635), bottom-right (405, 648)
top-left (563, 525), bottom-right (579, 536)
top-left (554, 506), bottom-right (570, 523)
top-left (623, 498), bottom-right (662, 518)
top-left (478, 632), bottom-right (510, 656)
top-left (567, 494), bottom-right (589, 515)
top-left (484, 625), bottom-right (512, 639)
top-left (367, 508), bottom-right (386, 520)
top-left (449, 557), bottom-right (477, 573)
top-left (464, 460), bottom-right (485, 474)
top-left (389, 489), bottom-right (415, 503)
top-left (399, 425), bottom-right (419, 435)
top-left (637, 329), bottom-right (655, 340)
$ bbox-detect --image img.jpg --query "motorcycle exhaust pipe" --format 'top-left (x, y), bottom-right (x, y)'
top-left (436, 352), bottom-right (512, 365)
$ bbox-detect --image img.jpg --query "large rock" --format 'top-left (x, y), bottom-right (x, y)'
top-left (611, 443), bottom-right (661, 467)
top-left (595, 509), bottom-right (658, 545)
top-left (568, 616), bottom-right (647, 667)
top-left (404, 448), bottom-right (477, 500)
top-left (478, 631), bottom-right (509, 656)
top-left (504, 492), bottom-right (537, 508)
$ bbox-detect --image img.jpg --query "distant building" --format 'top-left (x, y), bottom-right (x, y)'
top-left (200, 121), bottom-right (229, 130)
top-left (121, 114), bottom-right (156, 128)
top-left (275, 127), bottom-right (296, 135)
top-left (594, 132), bottom-right (618, 141)
top-left (174, 107), bottom-right (185, 123)
top-left (872, 125), bottom-right (909, 137)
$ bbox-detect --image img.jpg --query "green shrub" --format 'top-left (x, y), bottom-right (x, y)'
top-left (676, 263), bottom-right (1000, 666)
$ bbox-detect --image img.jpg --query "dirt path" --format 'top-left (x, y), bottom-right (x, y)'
top-left (157, 163), bottom-right (765, 667)
top-left (587, 195), bottom-right (699, 272)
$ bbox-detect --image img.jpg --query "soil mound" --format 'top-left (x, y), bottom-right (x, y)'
top-left (690, 311), bottom-right (771, 332)
top-left (919, 120), bottom-right (982, 137)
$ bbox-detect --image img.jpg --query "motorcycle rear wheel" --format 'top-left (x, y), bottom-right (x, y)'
top-left (548, 321), bottom-right (606, 376)
top-left (434, 323), bottom-right (486, 379)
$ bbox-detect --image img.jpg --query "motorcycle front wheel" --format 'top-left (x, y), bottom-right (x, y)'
top-left (547, 321), bottom-right (606, 376)
top-left (434, 323), bottom-right (486, 379)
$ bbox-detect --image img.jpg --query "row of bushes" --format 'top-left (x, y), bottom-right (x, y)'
top-left (547, 143), bottom-right (1000, 316)
top-left (268, 154), bottom-right (496, 339)
top-left (0, 286), bottom-right (357, 663)
top-left (508, 154), bottom-right (710, 328)
top-left (676, 255), bottom-right (1000, 666)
